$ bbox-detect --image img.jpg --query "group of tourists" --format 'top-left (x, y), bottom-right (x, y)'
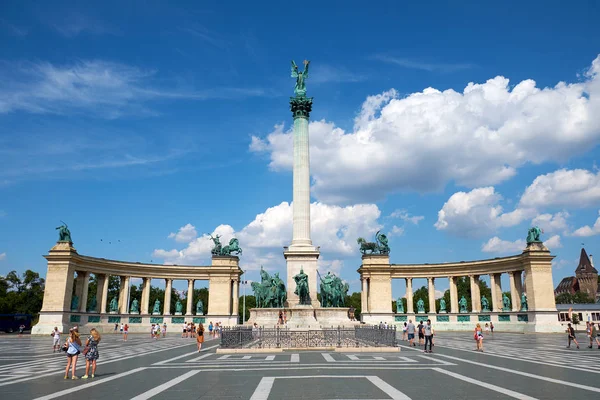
top-left (113, 323), bottom-right (129, 340)
top-left (567, 321), bottom-right (600, 349)
top-left (52, 326), bottom-right (101, 380)
top-left (150, 323), bottom-right (167, 339)
top-left (401, 319), bottom-right (435, 353)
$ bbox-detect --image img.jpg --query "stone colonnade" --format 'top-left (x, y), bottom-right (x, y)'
top-left (32, 242), bottom-right (243, 334)
top-left (359, 243), bottom-right (562, 332)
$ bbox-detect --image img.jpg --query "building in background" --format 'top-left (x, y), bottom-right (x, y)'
top-left (554, 248), bottom-right (599, 302)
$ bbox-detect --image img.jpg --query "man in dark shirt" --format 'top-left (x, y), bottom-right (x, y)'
top-left (567, 323), bottom-right (580, 349)
top-left (417, 321), bottom-right (424, 346)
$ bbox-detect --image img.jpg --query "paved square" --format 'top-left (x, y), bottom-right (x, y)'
top-left (1, 332), bottom-right (600, 399)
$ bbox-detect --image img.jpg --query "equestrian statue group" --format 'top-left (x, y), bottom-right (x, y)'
top-left (357, 230), bottom-right (390, 255)
top-left (209, 234), bottom-right (242, 256)
top-left (319, 271), bottom-right (349, 308)
top-left (252, 267), bottom-right (287, 308)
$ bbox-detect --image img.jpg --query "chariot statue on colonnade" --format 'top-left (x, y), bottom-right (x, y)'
top-left (209, 234), bottom-right (243, 256)
top-left (357, 230), bottom-right (390, 255)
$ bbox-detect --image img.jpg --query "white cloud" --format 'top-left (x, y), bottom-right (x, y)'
top-left (481, 237), bottom-right (526, 254)
top-left (545, 235), bottom-right (562, 249)
top-left (435, 187), bottom-right (535, 237)
top-left (168, 223), bottom-right (198, 243)
top-left (371, 54), bottom-right (474, 73)
top-left (531, 212), bottom-right (570, 233)
top-left (251, 56), bottom-right (600, 204)
top-left (519, 169), bottom-right (600, 209)
top-left (0, 60), bottom-right (267, 117)
top-left (0, 252), bottom-right (5, 261)
top-left (153, 202), bottom-right (382, 268)
top-left (389, 225), bottom-right (404, 237)
top-left (434, 289), bottom-right (445, 299)
top-left (390, 209), bottom-right (424, 225)
top-left (571, 210), bottom-right (600, 237)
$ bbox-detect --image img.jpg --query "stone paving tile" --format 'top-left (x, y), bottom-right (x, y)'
top-left (1, 332), bottom-right (600, 399)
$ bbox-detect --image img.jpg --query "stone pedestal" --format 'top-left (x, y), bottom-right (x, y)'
top-left (284, 248), bottom-right (320, 307)
top-left (175, 312), bottom-right (182, 316)
top-left (248, 307), bottom-right (358, 329)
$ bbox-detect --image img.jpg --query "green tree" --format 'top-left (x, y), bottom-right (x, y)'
top-left (238, 295), bottom-right (256, 322)
top-left (0, 270), bottom-right (45, 318)
top-left (573, 291), bottom-right (595, 304)
top-left (345, 292), bottom-right (361, 319)
top-left (555, 293), bottom-right (574, 304)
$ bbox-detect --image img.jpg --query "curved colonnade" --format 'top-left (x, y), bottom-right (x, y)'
top-left (359, 243), bottom-right (562, 332)
top-left (32, 242), bottom-right (242, 334)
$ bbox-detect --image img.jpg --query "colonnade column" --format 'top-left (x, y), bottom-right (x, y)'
top-left (470, 275), bottom-right (481, 313)
top-left (97, 274), bottom-right (109, 313)
top-left (73, 272), bottom-right (84, 311)
top-left (163, 279), bottom-right (172, 316)
top-left (510, 272), bottom-right (521, 311)
top-left (232, 280), bottom-right (239, 317)
top-left (186, 279), bottom-right (194, 315)
top-left (490, 273), bottom-right (502, 311)
top-left (361, 278), bottom-right (368, 314)
top-left (427, 277), bottom-right (436, 313)
top-left (406, 278), bottom-right (414, 314)
top-left (141, 277), bottom-right (150, 314)
top-left (118, 276), bottom-right (130, 314)
top-left (449, 276), bottom-right (458, 313)
top-left (78, 272), bottom-right (90, 313)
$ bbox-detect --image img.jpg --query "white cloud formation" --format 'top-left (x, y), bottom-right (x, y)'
top-left (571, 210), bottom-right (600, 237)
top-left (251, 56), bottom-right (600, 204)
top-left (481, 237), bottom-right (526, 254)
top-left (545, 235), bottom-right (562, 249)
top-left (519, 169), bottom-right (600, 209)
top-left (0, 252), bottom-right (5, 261)
top-left (434, 187), bottom-right (535, 237)
top-left (153, 202), bottom-right (382, 270)
top-left (168, 223), bottom-right (198, 243)
top-left (0, 60), bottom-right (267, 117)
top-left (531, 212), bottom-right (570, 233)
top-left (390, 209), bottom-right (424, 225)
top-left (389, 225), bottom-right (404, 237)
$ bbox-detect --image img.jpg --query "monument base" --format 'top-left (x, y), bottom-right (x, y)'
top-left (248, 307), bottom-right (358, 329)
top-left (284, 247), bottom-right (320, 307)
top-left (129, 312), bottom-right (139, 315)
top-left (175, 312), bottom-right (182, 316)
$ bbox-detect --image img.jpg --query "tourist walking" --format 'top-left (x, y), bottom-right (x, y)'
top-left (423, 319), bottom-right (433, 353)
top-left (82, 328), bottom-right (101, 379)
top-left (209, 321), bottom-right (214, 337)
top-left (402, 323), bottom-right (407, 341)
top-left (490, 322), bottom-right (494, 336)
top-left (474, 323), bottom-right (484, 351)
top-left (484, 323), bottom-right (490, 335)
top-left (588, 322), bottom-right (599, 349)
top-left (52, 327), bottom-right (61, 353)
top-left (417, 321), bottom-right (424, 346)
top-left (18, 324), bottom-right (25, 337)
top-left (567, 323), bottom-right (580, 349)
top-left (406, 320), bottom-right (416, 347)
top-left (196, 323), bottom-right (205, 352)
top-left (114, 323), bottom-right (118, 334)
top-left (120, 323), bottom-right (124, 334)
top-left (123, 323), bottom-right (129, 341)
top-left (63, 328), bottom-right (82, 380)
top-left (162, 323), bottom-right (167, 338)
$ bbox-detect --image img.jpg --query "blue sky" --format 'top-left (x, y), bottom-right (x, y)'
top-left (1, 1), bottom-right (599, 297)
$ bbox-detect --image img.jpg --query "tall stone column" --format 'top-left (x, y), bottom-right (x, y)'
top-left (118, 276), bottom-right (130, 314)
top-left (285, 93), bottom-right (320, 307)
top-left (186, 279), bottom-right (194, 315)
top-left (361, 278), bottom-right (368, 314)
top-left (406, 278), bottom-right (414, 314)
top-left (232, 280), bottom-right (239, 317)
top-left (490, 273), bottom-right (502, 311)
top-left (141, 277), bottom-right (151, 314)
top-left (73, 272), bottom-right (85, 311)
top-left (97, 274), bottom-right (109, 313)
top-left (510, 272), bottom-right (521, 311)
top-left (428, 277), bottom-right (436, 313)
top-left (470, 275), bottom-right (481, 313)
top-left (163, 279), bottom-right (172, 315)
top-left (449, 276), bottom-right (458, 313)
top-left (78, 272), bottom-right (90, 313)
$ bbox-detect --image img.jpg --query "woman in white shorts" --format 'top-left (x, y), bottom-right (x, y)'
top-left (52, 327), bottom-right (61, 352)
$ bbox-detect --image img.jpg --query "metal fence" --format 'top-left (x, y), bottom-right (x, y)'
top-left (220, 325), bottom-right (397, 349)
